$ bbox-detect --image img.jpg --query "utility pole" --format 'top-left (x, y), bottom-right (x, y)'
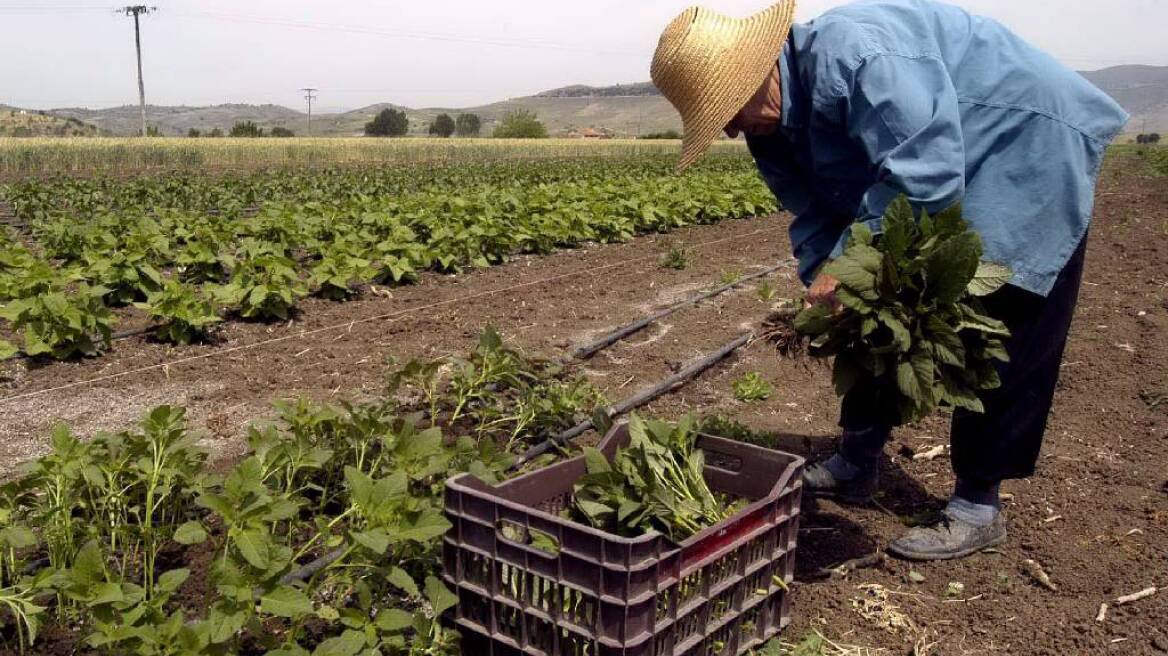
top-left (119, 5), bottom-right (156, 137)
top-left (301, 88), bottom-right (318, 136)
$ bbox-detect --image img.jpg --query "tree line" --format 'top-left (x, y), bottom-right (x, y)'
top-left (365, 109), bottom-right (547, 138)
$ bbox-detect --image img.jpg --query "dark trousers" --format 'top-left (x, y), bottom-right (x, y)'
top-left (838, 236), bottom-right (1088, 484)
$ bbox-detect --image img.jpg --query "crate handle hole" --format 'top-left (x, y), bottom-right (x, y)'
top-left (497, 520), bottom-right (561, 556)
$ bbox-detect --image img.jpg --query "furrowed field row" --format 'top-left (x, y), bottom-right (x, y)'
top-left (0, 155), bottom-right (776, 360)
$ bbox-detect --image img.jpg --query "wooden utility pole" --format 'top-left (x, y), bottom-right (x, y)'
top-left (119, 6), bottom-right (156, 137)
top-left (301, 88), bottom-right (318, 136)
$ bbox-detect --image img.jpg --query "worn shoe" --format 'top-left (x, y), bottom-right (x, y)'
top-left (802, 460), bottom-right (878, 505)
top-left (887, 511), bottom-right (1007, 561)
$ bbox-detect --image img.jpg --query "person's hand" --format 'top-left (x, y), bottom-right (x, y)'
top-left (806, 272), bottom-right (841, 309)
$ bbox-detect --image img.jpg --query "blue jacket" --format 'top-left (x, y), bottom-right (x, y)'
top-left (746, 0), bottom-right (1128, 296)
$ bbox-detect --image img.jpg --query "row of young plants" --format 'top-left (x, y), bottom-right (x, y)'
top-left (0, 329), bottom-right (610, 655)
top-left (0, 155), bottom-right (776, 360)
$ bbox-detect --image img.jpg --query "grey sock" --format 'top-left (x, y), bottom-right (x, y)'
top-left (946, 496), bottom-right (999, 527)
top-left (823, 453), bottom-right (863, 481)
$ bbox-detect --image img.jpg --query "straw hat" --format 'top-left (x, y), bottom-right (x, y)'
top-left (651, 1), bottom-right (797, 171)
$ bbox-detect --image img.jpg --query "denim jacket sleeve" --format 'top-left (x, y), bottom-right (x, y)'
top-left (830, 52), bottom-right (966, 255)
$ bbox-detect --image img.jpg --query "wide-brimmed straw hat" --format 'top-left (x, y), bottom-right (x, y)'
top-left (651, 1), bottom-right (797, 171)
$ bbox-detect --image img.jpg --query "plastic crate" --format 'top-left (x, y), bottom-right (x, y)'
top-left (442, 421), bottom-right (804, 656)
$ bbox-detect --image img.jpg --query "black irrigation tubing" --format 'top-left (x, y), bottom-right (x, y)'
top-left (279, 331), bottom-right (754, 586)
top-left (516, 332), bottom-right (753, 468)
top-left (570, 261), bottom-right (791, 360)
top-left (5, 325), bottom-right (157, 362)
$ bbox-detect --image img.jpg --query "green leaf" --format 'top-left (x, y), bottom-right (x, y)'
top-left (233, 528), bottom-right (271, 570)
top-left (90, 582), bottom-right (125, 605)
top-left (793, 304), bottom-right (834, 335)
top-left (351, 530), bottom-right (390, 555)
top-left (824, 244), bottom-right (883, 300)
top-left (386, 567), bottom-right (419, 598)
top-left (0, 339), bottom-right (17, 360)
top-left (396, 510), bottom-right (452, 543)
top-left (967, 261), bottom-right (1013, 297)
top-left (924, 232), bottom-right (981, 304)
top-left (261, 586), bottom-right (314, 618)
top-left (312, 629), bottom-right (367, 656)
top-left (0, 526), bottom-right (36, 549)
top-left (582, 447), bottom-right (611, 474)
top-left (375, 608), bottom-right (415, 633)
top-left (831, 355), bottom-right (864, 397)
top-left (173, 521), bottom-right (208, 545)
top-left (425, 576), bottom-right (457, 617)
top-left (924, 315), bottom-right (965, 367)
top-left (157, 568), bottom-right (190, 594)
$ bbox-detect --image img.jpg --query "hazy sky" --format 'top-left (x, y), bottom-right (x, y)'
top-left (1, 0), bottom-right (1164, 112)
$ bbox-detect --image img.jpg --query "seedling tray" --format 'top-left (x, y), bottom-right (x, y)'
top-left (443, 421), bottom-right (804, 656)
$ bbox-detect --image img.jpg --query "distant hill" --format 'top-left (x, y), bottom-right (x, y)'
top-left (50, 103), bottom-right (305, 137)
top-left (13, 64), bottom-right (1165, 138)
top-left (534, 82), bottom-right (660, 98)
top-left (0, 106), bottom-right (102, 137)
top-left (1079, 65), bottom-right (1168, 134)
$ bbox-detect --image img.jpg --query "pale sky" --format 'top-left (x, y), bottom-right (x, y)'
top-left (1, 0), bottom-right (1164, 112)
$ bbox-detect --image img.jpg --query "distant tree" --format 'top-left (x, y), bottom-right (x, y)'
top-left (187, 128), bottom-right (201, 138)
top-left (1136, 133), bottom-right (1161, 145)
top-left (270, 126), bottom-right (295, 138)
top-left (455, 113), bottom-right (481, 137)
top-left (230, 121), bottom-right (264, 138)
top-left (428, 113), bottom-right (455, 138)
top-left (208, 127), bottom-right (224, 138)
top-left (640, 129), bottom-right (681, 140)
top-left (364, 108), bottom-right (409, 137)
top-left (493, 110), bottom-right (547, 139)
top-left (11, 126), bottom-right (31, 138)
top-left (146, 125), bottom-right (162, 137)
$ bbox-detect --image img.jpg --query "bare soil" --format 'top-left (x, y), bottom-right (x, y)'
top-left (1, 157), bottom-right (1166, 655)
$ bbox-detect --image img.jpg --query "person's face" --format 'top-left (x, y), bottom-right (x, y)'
top-left (724, 66), bottom-right (782, 138)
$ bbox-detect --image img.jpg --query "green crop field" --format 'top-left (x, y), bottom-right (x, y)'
top-left (0, 152), bottom-right (772, 360)
top-left (0, 140), bottom-right (790, 655)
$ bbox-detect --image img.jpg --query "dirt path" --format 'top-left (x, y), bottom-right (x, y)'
top-left (1, 158), bottom-right (1165, 654)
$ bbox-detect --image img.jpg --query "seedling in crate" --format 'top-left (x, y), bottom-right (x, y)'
top-left (572, 414), bottom-right (729, 541)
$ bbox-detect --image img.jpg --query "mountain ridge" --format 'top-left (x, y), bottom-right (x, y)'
top-left (17, 65), bottom-right (1168, 137)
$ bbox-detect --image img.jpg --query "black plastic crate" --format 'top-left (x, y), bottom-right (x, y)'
top-left (443, 421), bottom-right (804, 656)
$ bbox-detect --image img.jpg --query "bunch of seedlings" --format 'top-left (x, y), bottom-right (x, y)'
top-left (793, 196), bottom-right (1013, 424)
top-left (571, 414), bottom-right (736, 542)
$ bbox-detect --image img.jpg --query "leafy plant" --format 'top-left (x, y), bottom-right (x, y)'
top-left (218, 253), bottom-right (306, 321)
top-left (136, 279), bottom-right (222, 345)
top-left (572, 414), bottom-right (729, 541)
top-left (756, 280), bottom-right (777, 302)
top-left (659, 243), bottom-right (690, 270)
top-left (732, 372), bottom-right (773, 402)
top-left (718, 269), bottom-right (742, 285)
top-left (309, 244), bottom-right (375, 301)
top-left (0, 283), bottom-right (115, 358)
top-left (793, 196), bottom-right (1013, 424)
top-left (82, 242), bottom-right (163, 306)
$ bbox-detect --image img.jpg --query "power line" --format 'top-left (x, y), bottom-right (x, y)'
top-left (300, 87), bottom-right (317, 135)
top-left (118, 5), bottom-right (156, 137)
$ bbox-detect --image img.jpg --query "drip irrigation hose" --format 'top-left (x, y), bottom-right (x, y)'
top-left (279, 331), bottom-right (754, 585)
top-left (570, 261), bottom-right (790, 359)
top-left (517, 332), bottom-right (753, 468)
